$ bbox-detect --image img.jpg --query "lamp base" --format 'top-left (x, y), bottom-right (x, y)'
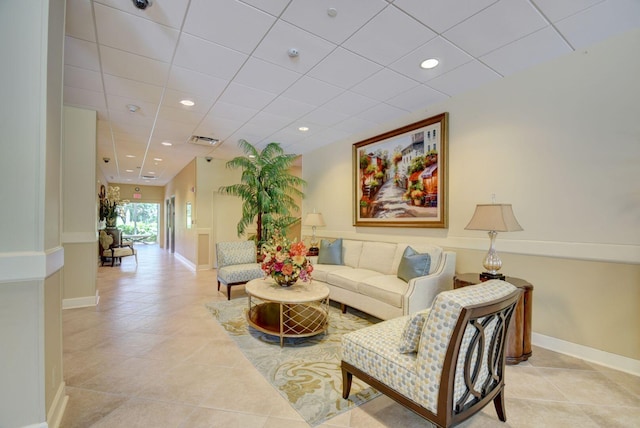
top-left (479, 272), bottom-right (506, 282)
top-left (307, 247), bottom-right (319, 256)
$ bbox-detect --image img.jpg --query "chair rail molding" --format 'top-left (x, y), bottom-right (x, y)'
top-left (0, 247), bottom-right (64, 283)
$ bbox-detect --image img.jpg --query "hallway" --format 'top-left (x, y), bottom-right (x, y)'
top-left (60, 245), bottom-right (640, 427)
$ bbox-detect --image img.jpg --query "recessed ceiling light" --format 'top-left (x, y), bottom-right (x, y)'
top-left (126, 154), bottom-right (136, 158)
top-left (180, 99), bottom-right (195, 107)
top-left (126, 104), bottom-right (140, 112)
top-left (298, 126), bottom-right (309, 132)
top-left (125, 169), bottom-right (134, 173)
top-left (153, 158), bottom-right (163, 161)
top-left (148, 171), bottom-right (155, 174)
top-left (420, 58), bottom-right (439, 69)
top-left (161, 141), bottom-right (172, 146)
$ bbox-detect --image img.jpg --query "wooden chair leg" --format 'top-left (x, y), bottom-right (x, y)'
top-left (217, 280), bottom-right (221, 292)
top-left (493, 389), bottom-right (506, 421)
top-left (227, 284), bottom-right (232, 300)
top-left (341, 303), bottom-right (347, 314)
top-left (341, 366), bottom-right (353, 399)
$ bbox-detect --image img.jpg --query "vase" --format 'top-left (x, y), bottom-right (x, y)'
top-left (272, 272), bottom-right (298, 287)
top-left (105, 215), bottom-right (117, 228)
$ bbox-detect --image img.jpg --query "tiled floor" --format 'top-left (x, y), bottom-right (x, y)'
top-left (61, 244), bottom-right (640, 428)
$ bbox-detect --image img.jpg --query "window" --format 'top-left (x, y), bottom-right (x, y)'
top-left (117, 202), bottom-right (159, 243)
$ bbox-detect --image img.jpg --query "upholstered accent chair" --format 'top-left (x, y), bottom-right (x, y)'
top-left (99, 230), bottom-right (137, 267)
top-left (341, 280), bottom-right (520, 428)
top-left (215, 241), bottom-right (264, 300)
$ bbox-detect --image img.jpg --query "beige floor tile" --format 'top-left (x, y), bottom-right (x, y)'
top-left (89, 397), bottom-right (194, 428)
top-left (579, 403), bottom-right (640, 427)
top-left (59, 387), bottom-right (128, 428)
top-left (180, 407), bottom-right (268, 428)
top-left (503, 366), bottom-right (567, 401)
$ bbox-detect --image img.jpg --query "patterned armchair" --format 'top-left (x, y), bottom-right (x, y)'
top-left (99, 230), bottom-right (137, 267)
top-left (341, 280), bottom-right (520, 428)
top-left (215, 241), bottom-right (264, 300)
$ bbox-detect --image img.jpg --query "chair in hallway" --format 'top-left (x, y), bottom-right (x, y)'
top-left (341, 280), bottom-right (521, 428)
top-left (215, 241), bottom-right (264, 300)
top-left (99, 230), bottom-right (137, 267)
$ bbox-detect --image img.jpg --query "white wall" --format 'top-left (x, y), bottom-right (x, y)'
top-left (302, 29), bottom-right (640, 365)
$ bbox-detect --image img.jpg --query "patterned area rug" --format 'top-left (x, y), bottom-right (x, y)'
top-left (206, 298), bottom-right (381, 426)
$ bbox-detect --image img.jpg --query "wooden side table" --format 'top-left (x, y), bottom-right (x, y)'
top-left (454, 273), bottom-right (533, 365)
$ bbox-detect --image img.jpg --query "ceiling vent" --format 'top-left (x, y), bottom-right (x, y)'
top-left (189, 135), bottom-right (220, 146)
top-left (142, 175), bottom-right (157, 179)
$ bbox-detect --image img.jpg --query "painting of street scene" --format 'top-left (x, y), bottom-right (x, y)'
top-left (353, 113), bottom-right (448, 228)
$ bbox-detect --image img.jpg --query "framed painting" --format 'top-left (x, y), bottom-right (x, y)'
top-left (353, 112), bottom-right (448, 228)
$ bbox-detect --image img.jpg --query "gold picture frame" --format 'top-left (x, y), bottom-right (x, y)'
top-left (353, 112), bottom-right (448, 228)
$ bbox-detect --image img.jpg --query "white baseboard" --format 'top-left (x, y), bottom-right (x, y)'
top-left (62, 291), bottom-right (99, 309)
top-left (174, 253), bottom-right (196, 271)
top-left (197, 264), bottom-right (212, 271)
top-left (532, 332), bottom-right (640, 376)
top-left (46, 381), bottom-right (68, 428)
top-left (22, 423), bottom-right (48, 428)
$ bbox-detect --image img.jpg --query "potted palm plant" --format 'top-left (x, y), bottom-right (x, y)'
top-left (219, 139), bottom-right (305, 249)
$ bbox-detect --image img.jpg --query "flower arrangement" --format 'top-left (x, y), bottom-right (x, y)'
top-left (261, 232), bottom-right (313, 286)
top-left (99, 186), bottom-right (128, 227)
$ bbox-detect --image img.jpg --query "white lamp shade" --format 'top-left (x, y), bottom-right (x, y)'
top-left (465, 204), bottom-right (523, 232)
top-left (304, 212), bottom-right (326, 227)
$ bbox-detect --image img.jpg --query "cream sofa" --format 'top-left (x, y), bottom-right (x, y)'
top-left (309, 239), bottom-right (456, 320)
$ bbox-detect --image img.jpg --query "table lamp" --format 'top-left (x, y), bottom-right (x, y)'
top-left (465, 203), bottom-right (523, 281)
top-left (304, 211), bottom-right (325, 255)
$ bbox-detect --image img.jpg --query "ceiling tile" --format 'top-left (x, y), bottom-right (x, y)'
top-left (209, 101), bottom-right (258, 123)
top-left (394, 0), bottom-right (498, 33)
top-left (282, 76), bottom-right (343, 106)
top-left (554, 0), bottom-right (640, 49)
top-left (64, 86), bottom-right (106, 111)
top-left (64, 36), bottom-right (100, 71)
top-left (239, 0), bottom-right (290, 16)
top-left (94, 3), bottom-right (179, 62)
top-left (351, 68), bottom-right (420, 101)
top-left (99, 46), bottom-right (170, 86)
top-left (532, 0), bottom-right (603, 22)
top-left (262, 96), bottom-right (317, 120)
top-left (184, 0), bottom-right (276, 54)
top-left (167, 66), bottom-right (229, 100)
top-left (103, 74), bottom-right (163, 104)
top-left (96, 0), bottom-right (190, 29)
top-left (252, 20), bottom-right (336, 74)
top-left (173, 33), bottom-right (248, 80)
top-left (332, 116), bottom-right (379, 135)
top-left (105, 94), bottom-right (158, 119)
top-left (238, 111), bottom-right (292, 136)
top-left (389, 36), bottom-right (474, 82)
top-left (356, 103), bottom-right (410, 124)
top-left (196, 115), bottom-right (244, 140)
top-left (64, 65), bottom-right (103, 92)
top-left (308, 48), bottom-right (383, 89)
top-left (65, 0), bottom-right (96, 42)
top-left (234, 57), bottom-right (302, 94)
top-left (217, 82), bottom-right (278, 110)
top-left (444, 0), bottom-right (548, 57)
top-left (282, 0), bottom-right (389, 44)
top-left (427, 60), bottom-right (501, 96)
top-left (301, 108), bottom-right (350, 127)
top-left (343, 6), bottom-right (436, 65)
top-left (385, 84), bottom-right (448, 111)
top-left (481, 26), bottom-right (572, 76)
top-left (321, 91), bottom-right (378, 117)
top-left (157, 105), bottom-right (206, 126)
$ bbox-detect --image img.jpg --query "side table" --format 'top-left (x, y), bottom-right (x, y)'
top-left (454, 273), bottom-right (533, 365)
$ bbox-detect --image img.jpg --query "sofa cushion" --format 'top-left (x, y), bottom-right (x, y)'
top-left (318, 238), bottom-right (343, 265)
top-left (392, 244), bottom-right (442, 275)
top-left (342, 316), bottom-right (417, 399)
top-left (358, 242), bottom-right (398, 274)
top-left (397, 246), bottom-right (431, 282)
top-left (342, 240), bottom-right (363, 268)
top-left (398, 309), bottom-right (431, 353)
top-left (311, 263), bottom-right (351, 283)
top-left (327, 269), bottom-right (380, 293)
top-left (357, 275), bottom-right (409, 308)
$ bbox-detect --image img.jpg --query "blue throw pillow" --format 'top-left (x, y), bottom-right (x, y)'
top-left (317, 238), bottom-right (343, 265)
top-left (397, 246), bottom-right (431, 282)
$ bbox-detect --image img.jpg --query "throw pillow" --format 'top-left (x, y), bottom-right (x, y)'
top-left (398, 309), bottom-right (431, 353)
top-left (317, 238), bottom-right (343, 265)
top-left (397, 246), bottom-right (431, 282)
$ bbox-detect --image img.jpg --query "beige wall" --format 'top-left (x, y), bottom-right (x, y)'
top-left (165, 159), bottom-right (198, 265)
top-left (302, 29), bottom-right (640, 365)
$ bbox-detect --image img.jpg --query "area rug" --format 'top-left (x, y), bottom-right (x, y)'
top-left (206, 298), bottom-right (381, 426)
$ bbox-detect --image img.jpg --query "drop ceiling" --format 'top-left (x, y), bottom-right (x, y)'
top-left (63, 0), bottom-right (640, 186)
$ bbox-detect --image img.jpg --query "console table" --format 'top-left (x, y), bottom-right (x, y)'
top-left (454, 273), bottom-right (533, 365)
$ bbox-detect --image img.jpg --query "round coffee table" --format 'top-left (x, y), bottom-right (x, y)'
top-left (245, 278), bottom-right (330, 347)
